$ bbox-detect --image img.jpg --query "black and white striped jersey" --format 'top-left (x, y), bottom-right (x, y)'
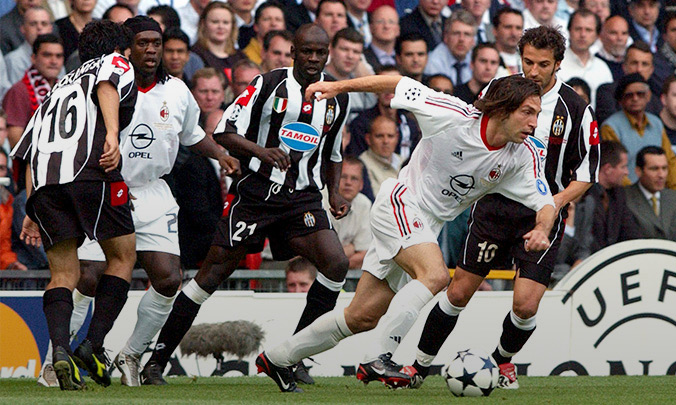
top-left (11, 53), bottom-right (137, 190)
top-left (216, 67), bottom-right (350, 191)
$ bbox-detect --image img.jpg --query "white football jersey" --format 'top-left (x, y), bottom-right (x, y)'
top-left (392, 77), bottom-right (554, 222)
top-left (120, 76), bottom-right (205, 188)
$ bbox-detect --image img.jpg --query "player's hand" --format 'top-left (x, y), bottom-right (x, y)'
top-left (100, 132), bottom-right (120, 172)
top-left (20, 216), bottom-right (42, 248)
top-left (219, 155), bottom-right (241, 176)
top-left (523, 230), bottom-right (550, 252)
top-left (258, 147), bottom-right (291, 171)
top-left (306, 81), bottom-right (340, 102)
top-left (6, 261), bottom-right (27, 271)
top-left (329, 192), bottom-right (351, 219)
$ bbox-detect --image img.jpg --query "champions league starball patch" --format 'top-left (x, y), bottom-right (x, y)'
top-left (279, 122), bottom-right (320, 152)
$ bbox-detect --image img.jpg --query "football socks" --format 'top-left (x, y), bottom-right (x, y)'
top-left (293, 274), bottom-right (343, 334)
top-left (85, 274), bottom-right (129, 351)
top-left (43, 288), bottom-right (74, 352)
top-left (416, 295), bottom-right (465, 369)
top-left (121, 286), bottom-right (178, 356)
top-left (43, 289), bottom-right (93, 365)
top-left (492, 310), bottom-right (536, 365)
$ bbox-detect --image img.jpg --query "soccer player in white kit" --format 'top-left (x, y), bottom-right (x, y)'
top-left (256, 73), bottom-right (558, 392)
top-left (38, 16), bottom-right (240, 388)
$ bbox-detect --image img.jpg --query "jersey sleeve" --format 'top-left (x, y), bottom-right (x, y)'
top-left (390, 76), bottom-right (474, 139)
top-left (215, 74), bottom-right (263, 137)
top-left (179, 87), bottom-right (206, 147)
top-left (327, 92), bottom-right (350, 163)
top-left (96, 53), bottom-right (136, 103)
top-left (496, 141), bottom-right (555, 212)
top-left (570, 105), bottom-right (600, 183)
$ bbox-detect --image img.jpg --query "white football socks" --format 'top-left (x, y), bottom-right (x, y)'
top-left (266, 308), bottom-right (352, 367)
top-left (121, 286), bottom-right (178, 356)
top-left (363, 280), bottom-right (434, 363)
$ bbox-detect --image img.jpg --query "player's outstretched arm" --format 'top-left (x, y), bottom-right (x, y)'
top-left (97, 81), bottom-right (122, 172)
top-left (306, 75), bottom-right (403, 102)
top-left (215, 131), bottom-right (291, 171)
top-left (189, 136), bottom-right (242, 176)
top-left (523, 204), bottom-right (556, 252)
top-left (552, 180), bottom-right (592, 212)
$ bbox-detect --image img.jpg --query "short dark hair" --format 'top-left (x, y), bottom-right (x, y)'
top-left (285, 257), bottom-right (318, 278)
top-left (163, 27), bottom-right (190, 48)
top-left (263, 29), bottom-right (293, 51)
top-left (471, 42), bottom-right (498, 63)
top-left (567, 8), bottom-right (601, 35)
top-left (147, 5), bottom-right (181, 30)
top-left (33, 33), bottom-right (62, 55)
top-left (375, 64), bottom-right (399, 75)
top-left (636, 146), bottom-right (665, 169)
top-left (331, 27), bottom-right (363, 48)
top-left (254, 1), bottom-right (284, 25)
top-left (232, 58), bottom-right (262, 81)
top-left (102, 3), bottom-right (134, 20)
top-left (473, 75), bottom-right (541, 119)
top-left (79, 20), bottom-right (132, 62)
top-left (661, 74), bottom-right (676, 96)
top-left (342, 155), bottom-right (365, 171)
top-left (518, 25), bottom-right (566, 62)
top-left (663, 11), bottom-right (676, 32)
top-left (492, 7), bottom-right (522, 28)
top-left (394, 32), bottom-right (426, 55)
top-left (124, 16), bottom-right (170, 84)
top-left (566, 77), bottom-right (591, 102)
top-left (625, 41), bottom-right (653, 60)
top-left (600, 140), bottom-right (627, 167)
top-left (317, 0), bottom-right (346, 16)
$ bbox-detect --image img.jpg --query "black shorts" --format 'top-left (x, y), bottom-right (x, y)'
top-left (458, 194), bottom-right (565, 286)
top-left (212, 173), bottom-right (332, 261)
top-left (27, 181), bottom-right (134, 251)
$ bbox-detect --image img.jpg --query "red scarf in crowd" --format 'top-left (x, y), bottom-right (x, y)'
top-left (21, 65), bottom-right (52, 114)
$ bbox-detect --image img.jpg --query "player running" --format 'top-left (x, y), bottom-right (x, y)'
top-left (404, 26), bottom-right (599, 390)
top-left (257, 73), bottom-right (557, 392)
top-left (11, 20), bottom-right (138, 391)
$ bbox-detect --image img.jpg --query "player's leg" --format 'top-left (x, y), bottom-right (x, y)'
top-left (116, 251), bottom-right (181, 386)
top-left (260, 271), bottom-right (395, 392)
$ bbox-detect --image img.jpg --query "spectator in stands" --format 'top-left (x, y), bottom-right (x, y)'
top-left (55, 0), bottom-right (95, 60)
top-left (230, 0), bottom-right (257, 49)
top-left (325, 28), bottom-right (376, 114)
top-left (425, 73), bottom-right (453, 95)
top-left (286, 0), bottom-right (318, 33)
top-left (348, 65), bottom-right (421, 160)
top-left (5, 6), bottom-right (54, 85)
top-left (425, 9), bottom-right (476, 86)
top-left (364, 5), bottom-right (399, 72)
top-left (230, 59), bottom-right (263, 100)
top-left (625, 146), bottom-right (676, 239)
top-left (596, 15), bottom-right (631, 81)
top-left (567, 77), bottom-right (591, 104)
top-left (557, 9), bottom-right (612, 107)
top-left (0, 0), bottom-right (42, 55)
top-left (0, 149), bottom-right (26, 270)
top-left (346, 0), bottom-right (372, 46)
top-left (492, 7), bottom-right (524, 75)
top-left (178, 0), bottom-right (211, 45)
top-left (192, 2), bottom-right (247, 84)
top-left (458, 0), bottom-right (493, 44)
top-left (522, 0), bottom-right (568, 40)
top-left (0, 57), bottom-right (9, 102)
top-left (285, 257), bottom-right (318, 293)
top-left (147, 5), bottom-right (182, 32)
top-left (657, 12), bottom-right (676, 86)
top-left (595, 42), bottom-right (662, 125)
top-left (191, 67), bottom-right (227, 126)
top-left (660, 75), bottom-right (676, 150)
top-left (260, 30), bottom-right (293, 73)
top-left (601, 73), bottom-right (676, 188)
top-left (394, 32), bottom-right (428, 83)
top-left (3, 34), bottom-right (64, 152)
top-left (572, 141), bottom-right (641, 265)
top-left (453, 42), bottom-right (501, 104)
top-left (163, 28), bottom-right (195, 83)
top-left (359, 115), bottom-right (401, 195)
top-left (243, 2), bottom-right (286, 65)
top-left (555, 0), bottom-right (578, 25)
top-left (400, 0), bottom-right (446, 52)
top-left (580, 0), bottom-right (610, 24)
top-left (102, 3), bottom-right (134, 23)
top-left (315, 0), bottom-right (349, 41)
top-left (322, 156), bottom-right (372, 269)
top-left (627, 0), bottom-right (661, 53)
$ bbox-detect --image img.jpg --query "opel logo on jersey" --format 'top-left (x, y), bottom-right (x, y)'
top-left (527, 135), bottom-right (547, 164)
top-left (160, 102), bottom-right (169, 122)
top-left (279, 122), bottom-right (320, 152)
top-left (536, 179), bottom-right (548, 195)
top-left (448, 175), bottom-right (475, 196)
top-left (303, 212), bottom-right (316, 227)
top-left (130, 124), bottom-right (155, 149)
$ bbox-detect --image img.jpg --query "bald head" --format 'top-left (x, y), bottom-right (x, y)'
top-left (294, 23), bottom-right (330, 48)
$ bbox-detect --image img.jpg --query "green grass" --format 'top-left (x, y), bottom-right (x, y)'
top-left (0, 376), bottom-right (675, 404)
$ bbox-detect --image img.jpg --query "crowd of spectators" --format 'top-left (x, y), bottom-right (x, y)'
top-left (2, 0), bottom-right (676, 286)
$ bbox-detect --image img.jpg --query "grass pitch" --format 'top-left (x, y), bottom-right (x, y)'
top-left (1, 375), bottom-right (674, 404)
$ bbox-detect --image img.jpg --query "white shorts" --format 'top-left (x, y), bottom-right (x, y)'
top-left (363, 178), bottom-right (444, 292)
top-left (77, 180), bottom-right (180, 261)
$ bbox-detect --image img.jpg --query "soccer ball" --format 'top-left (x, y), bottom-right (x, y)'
top-left (443, 348), bottom-right (499, 397)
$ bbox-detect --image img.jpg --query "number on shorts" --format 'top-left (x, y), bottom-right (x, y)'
top-left (477, 241), bottom-right (498, 263)
top-left (166, 213), bottom-right (178, 233)
top-left (231, 221), bottom-right (257, 241)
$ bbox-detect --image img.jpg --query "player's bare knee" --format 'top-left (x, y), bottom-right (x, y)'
top-left (448, 283), bottom-right (473, 307)
top-left (422, 267), bottom-right (450, 295)
top-left (345, 307), bottom-right (380, 332)
top-left (320, 253), bottom-right (349, 282)
top-left (513, 301), bottom-right (538, 320)
top-left (152, 272), bottom-right (181, 297)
